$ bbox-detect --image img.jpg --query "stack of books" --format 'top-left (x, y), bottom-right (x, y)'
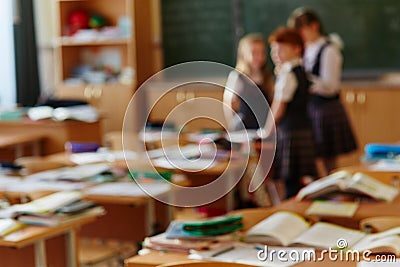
top-left (0, 191), bottom-right (105, 227)
top-left (143, 215), bottom-right (243, 253)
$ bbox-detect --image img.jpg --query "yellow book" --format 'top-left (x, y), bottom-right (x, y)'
top-left (305, 201), bottom-right (359, 217)
top-left (0, 218), bottom-right (23, 237)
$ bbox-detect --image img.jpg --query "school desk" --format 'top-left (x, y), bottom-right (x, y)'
top-left (83, 187), bottom-right (168, 240)
top-left (0, 216), bottom-right (97, 267)
top-left (0, 132), bottom-right (45, 159)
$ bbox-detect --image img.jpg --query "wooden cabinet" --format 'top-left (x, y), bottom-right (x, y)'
top-left (56, 83), bottom-right (133, 134)
top-left (146, 83), bottom-right (226, 132)
top-left (53, 0), bottom-right (155, 135)
top-left (338, 86), bottom-right (400, 167)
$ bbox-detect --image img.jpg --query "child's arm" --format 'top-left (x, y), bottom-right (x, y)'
top-left (223, 72), bottom-right (242, 130)
top-left (261, 100), bottom-right (287, 137)
top-left (271, 100), bottom-right (287, 125)
top-left (310, 45), bottom-right (342, 97)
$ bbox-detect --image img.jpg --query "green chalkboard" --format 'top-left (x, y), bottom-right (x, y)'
top-left (162, 0), bottom-right (400, 72)
top-left (161, 0), bottom-right (235, 67)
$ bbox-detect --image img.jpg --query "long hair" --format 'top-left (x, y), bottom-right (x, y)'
top-left (235, 33), bottom-right (273, 102)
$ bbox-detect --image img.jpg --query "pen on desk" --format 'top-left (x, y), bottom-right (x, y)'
top-left (211, 246), bottom-right (235, 257)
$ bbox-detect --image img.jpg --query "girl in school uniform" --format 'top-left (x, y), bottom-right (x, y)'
top-left (223, 33), bottom-right (274, 207)
top-left (223, 33), bottom-right (274, 131)
top-left (288, 8), bottom-right (357, 176)
top-left (262, 27), bottom-right (317, 199)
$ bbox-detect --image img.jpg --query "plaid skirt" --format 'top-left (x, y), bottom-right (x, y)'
top-left (308, 98), bottom-right (357, 157)
top-left (273, 128), bottom-right (317, 197)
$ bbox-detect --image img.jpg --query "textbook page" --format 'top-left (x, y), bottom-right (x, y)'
top-left (291, 222), bottom-right (365, 249)
top-left (345, 172), bottom-right (398, 202)
top-left (368, 159), bottom-right (400, 172)
top-left (305, 201), bottom-right (359, 217)
top-left (0, 191), bottom-right (82, 218)
top-left (0, 218), bottom-right (23, 237)
top-left (224, 130), bottom-right (258, 143)
top-left (244, 211), bottom-right (310, 246)
top-left (85, 182), bottom-right (171, 197)
top-left (190, 242), bottom-right (314, 267)
top-left (152, 157), bottom-right (216, 171)
top-left (25, 164), bottom-right (110, 182)
top-left (70, 150), bottom-right (137, 165)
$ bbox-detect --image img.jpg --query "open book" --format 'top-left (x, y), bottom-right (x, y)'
top-left (243, 211), bottom-right (366, 249)
top-left (17, 206), bottom-right (105, 227)
top-left (296, 171), bottom-right (399, 202)
top-left (189, 242), bottom-right (314, 267)
top-left (0, 191), bottom-right (83, 219)
top-left (352, 226), bottom-right (400, 256)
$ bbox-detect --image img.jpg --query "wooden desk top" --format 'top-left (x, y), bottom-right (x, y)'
top-left (124, 250), bottom-right (359, 267)
top-left (125, 250), bottom-right (192, 267)
top-left (0, 216), bottom-right (96, 248)
top-left (0, 118), bottom-right (99, 128)
top-left (125, 167), bottom-right (400, 267)
top-left (83, 194), bottom-right (149, 205)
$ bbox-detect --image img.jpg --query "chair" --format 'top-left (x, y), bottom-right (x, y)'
top-left (79, 238), bottom-right (137, 267)
top-left (360, 216), bottom-right (400, 233)
top-left (157, 260), bottom-right (253, 267)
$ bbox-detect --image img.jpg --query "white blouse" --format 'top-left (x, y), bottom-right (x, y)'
top-left (304, 37), bottom-right (343, 97)
top-left (274, 58), bottom-right (303, 103)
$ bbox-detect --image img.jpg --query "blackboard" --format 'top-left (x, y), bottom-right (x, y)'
top-left (162, 0), bottom-right (400, 72)
top-left (161, 0), bottom-right (236, 67)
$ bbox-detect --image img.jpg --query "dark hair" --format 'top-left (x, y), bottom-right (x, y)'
top-left (269, 27), bottom-right (305, 56)
top-left (287, 7), bottom-right (325, 35)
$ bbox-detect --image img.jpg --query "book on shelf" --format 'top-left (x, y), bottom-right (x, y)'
top-left (165, 214), bottom-right (243, 239)
top-left (243, 211), bottom-right (366, 249)
top-left (295, 171), bottom-right (399, 202)
top-left (0, 218), bottom-right (23, 237)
